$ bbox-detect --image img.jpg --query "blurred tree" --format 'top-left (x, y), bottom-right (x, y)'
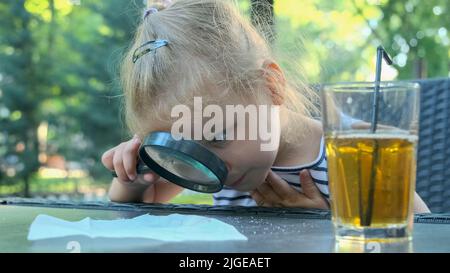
top-left (273, 0), bottom-right (449, 82)
top-left (374, 0), bottom-right (449, 79)
top-left (0, 0), bottom-right (46, 196)
top-left (0, 0), bottom-right (139, 195)
top-left (48, 0), bottom-right (138, 181)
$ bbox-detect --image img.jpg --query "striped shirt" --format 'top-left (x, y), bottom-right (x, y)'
top-left (212, 136), bottom-right (329, 206)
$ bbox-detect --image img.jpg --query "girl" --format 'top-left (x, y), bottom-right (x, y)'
top-left (101, 0), bottom-right (430, 212)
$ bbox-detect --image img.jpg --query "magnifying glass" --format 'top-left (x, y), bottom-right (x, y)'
top-left (112, 131), bottom-right (228, 193)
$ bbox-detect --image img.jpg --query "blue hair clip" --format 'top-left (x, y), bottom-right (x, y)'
top-left (132, 39), bottom-right (169, 63)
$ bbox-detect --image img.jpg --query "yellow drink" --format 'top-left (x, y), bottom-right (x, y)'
top-left (326, 133), bottom-right (417, 241)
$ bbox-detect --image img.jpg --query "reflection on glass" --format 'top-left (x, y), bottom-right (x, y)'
top-left (334, 239), bottom-right (413, 253)
top-left (145, 146), bottom-right (218, 185)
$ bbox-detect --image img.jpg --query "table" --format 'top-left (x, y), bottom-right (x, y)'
top-left (1, 198), bottom-right (449, 253)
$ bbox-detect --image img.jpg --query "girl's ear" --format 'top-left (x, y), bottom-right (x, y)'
top-left (262, 60), bottom-right (286, 105)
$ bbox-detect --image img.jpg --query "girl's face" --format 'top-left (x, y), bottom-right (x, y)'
top-left (200, 105), bottom-right (282, 192)
top-left (148, 101), bottom-right (282, 192)
top-left (204, 137), bottom-right (279, 192)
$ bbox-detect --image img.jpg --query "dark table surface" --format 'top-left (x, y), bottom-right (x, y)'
top-left (1, 198), bottom-right (450, 253)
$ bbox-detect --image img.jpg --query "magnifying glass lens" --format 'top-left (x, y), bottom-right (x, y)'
top-left (144, 146), bottom-right (219, 185)
top-left (110, 131), bottom-right (227, 193)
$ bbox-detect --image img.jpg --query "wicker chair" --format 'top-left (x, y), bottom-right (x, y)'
top-left (415, 78), bottom-right (450, 213)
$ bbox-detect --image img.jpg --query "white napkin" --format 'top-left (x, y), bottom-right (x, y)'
top-left (27, 213), bottom-right (247, 241)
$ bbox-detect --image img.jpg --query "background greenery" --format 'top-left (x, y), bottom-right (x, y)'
top-left (0, 0), bottom-right (448, 204)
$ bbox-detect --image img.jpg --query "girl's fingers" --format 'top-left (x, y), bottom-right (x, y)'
top-left (266, 171), bottom-right (298, 199)
top-left (251, 190), bottom-right (271, 207)
top-left (101, 147), bottom-right (116, 171)
top-left (122, 137), bottom-right (141, 181)
top-left (299, 170), bottom-right (322, 199)
top-left (143, 172), bottom-right (159, 183)
top-left (251, 190), bottom-right (263, 205)
top-left (255, 182), bottom-right (281, 204)
top-left (113, 143), bottom-right (129, 182)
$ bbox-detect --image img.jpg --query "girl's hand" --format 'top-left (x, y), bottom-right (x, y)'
top-left (101, 135), bottom-right (159, 185)
top-left (250, 170), bottom-right (329, 209)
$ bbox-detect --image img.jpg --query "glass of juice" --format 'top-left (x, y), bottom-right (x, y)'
top-left (320, 81), bottom-right (420, 242)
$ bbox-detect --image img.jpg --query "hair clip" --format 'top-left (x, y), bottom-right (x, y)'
top-left (143, 7), bottom-right (158, 19)
top-left (132, 39), bottom-right (169, 63)
top-left (143, 0), bottom-right (173, 19)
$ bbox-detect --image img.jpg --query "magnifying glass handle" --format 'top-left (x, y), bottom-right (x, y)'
top-left (111, 158), bottom-right (152, 178)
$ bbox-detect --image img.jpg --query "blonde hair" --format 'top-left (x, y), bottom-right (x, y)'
top-left (120, 0), bottom-right (319, 139)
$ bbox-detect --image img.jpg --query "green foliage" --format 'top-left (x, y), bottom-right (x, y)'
top-left (273, 0), bottom-right (449, 82)
top-left (0, 0), bottom-right (142, 195)
top-left (170, 192), bottom-right (214, 205)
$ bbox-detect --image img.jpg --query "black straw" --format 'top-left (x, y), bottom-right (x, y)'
top-left (362, 46), bottom-right (393, 227)
top-left (370, 46), bottom-right (393, 133)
